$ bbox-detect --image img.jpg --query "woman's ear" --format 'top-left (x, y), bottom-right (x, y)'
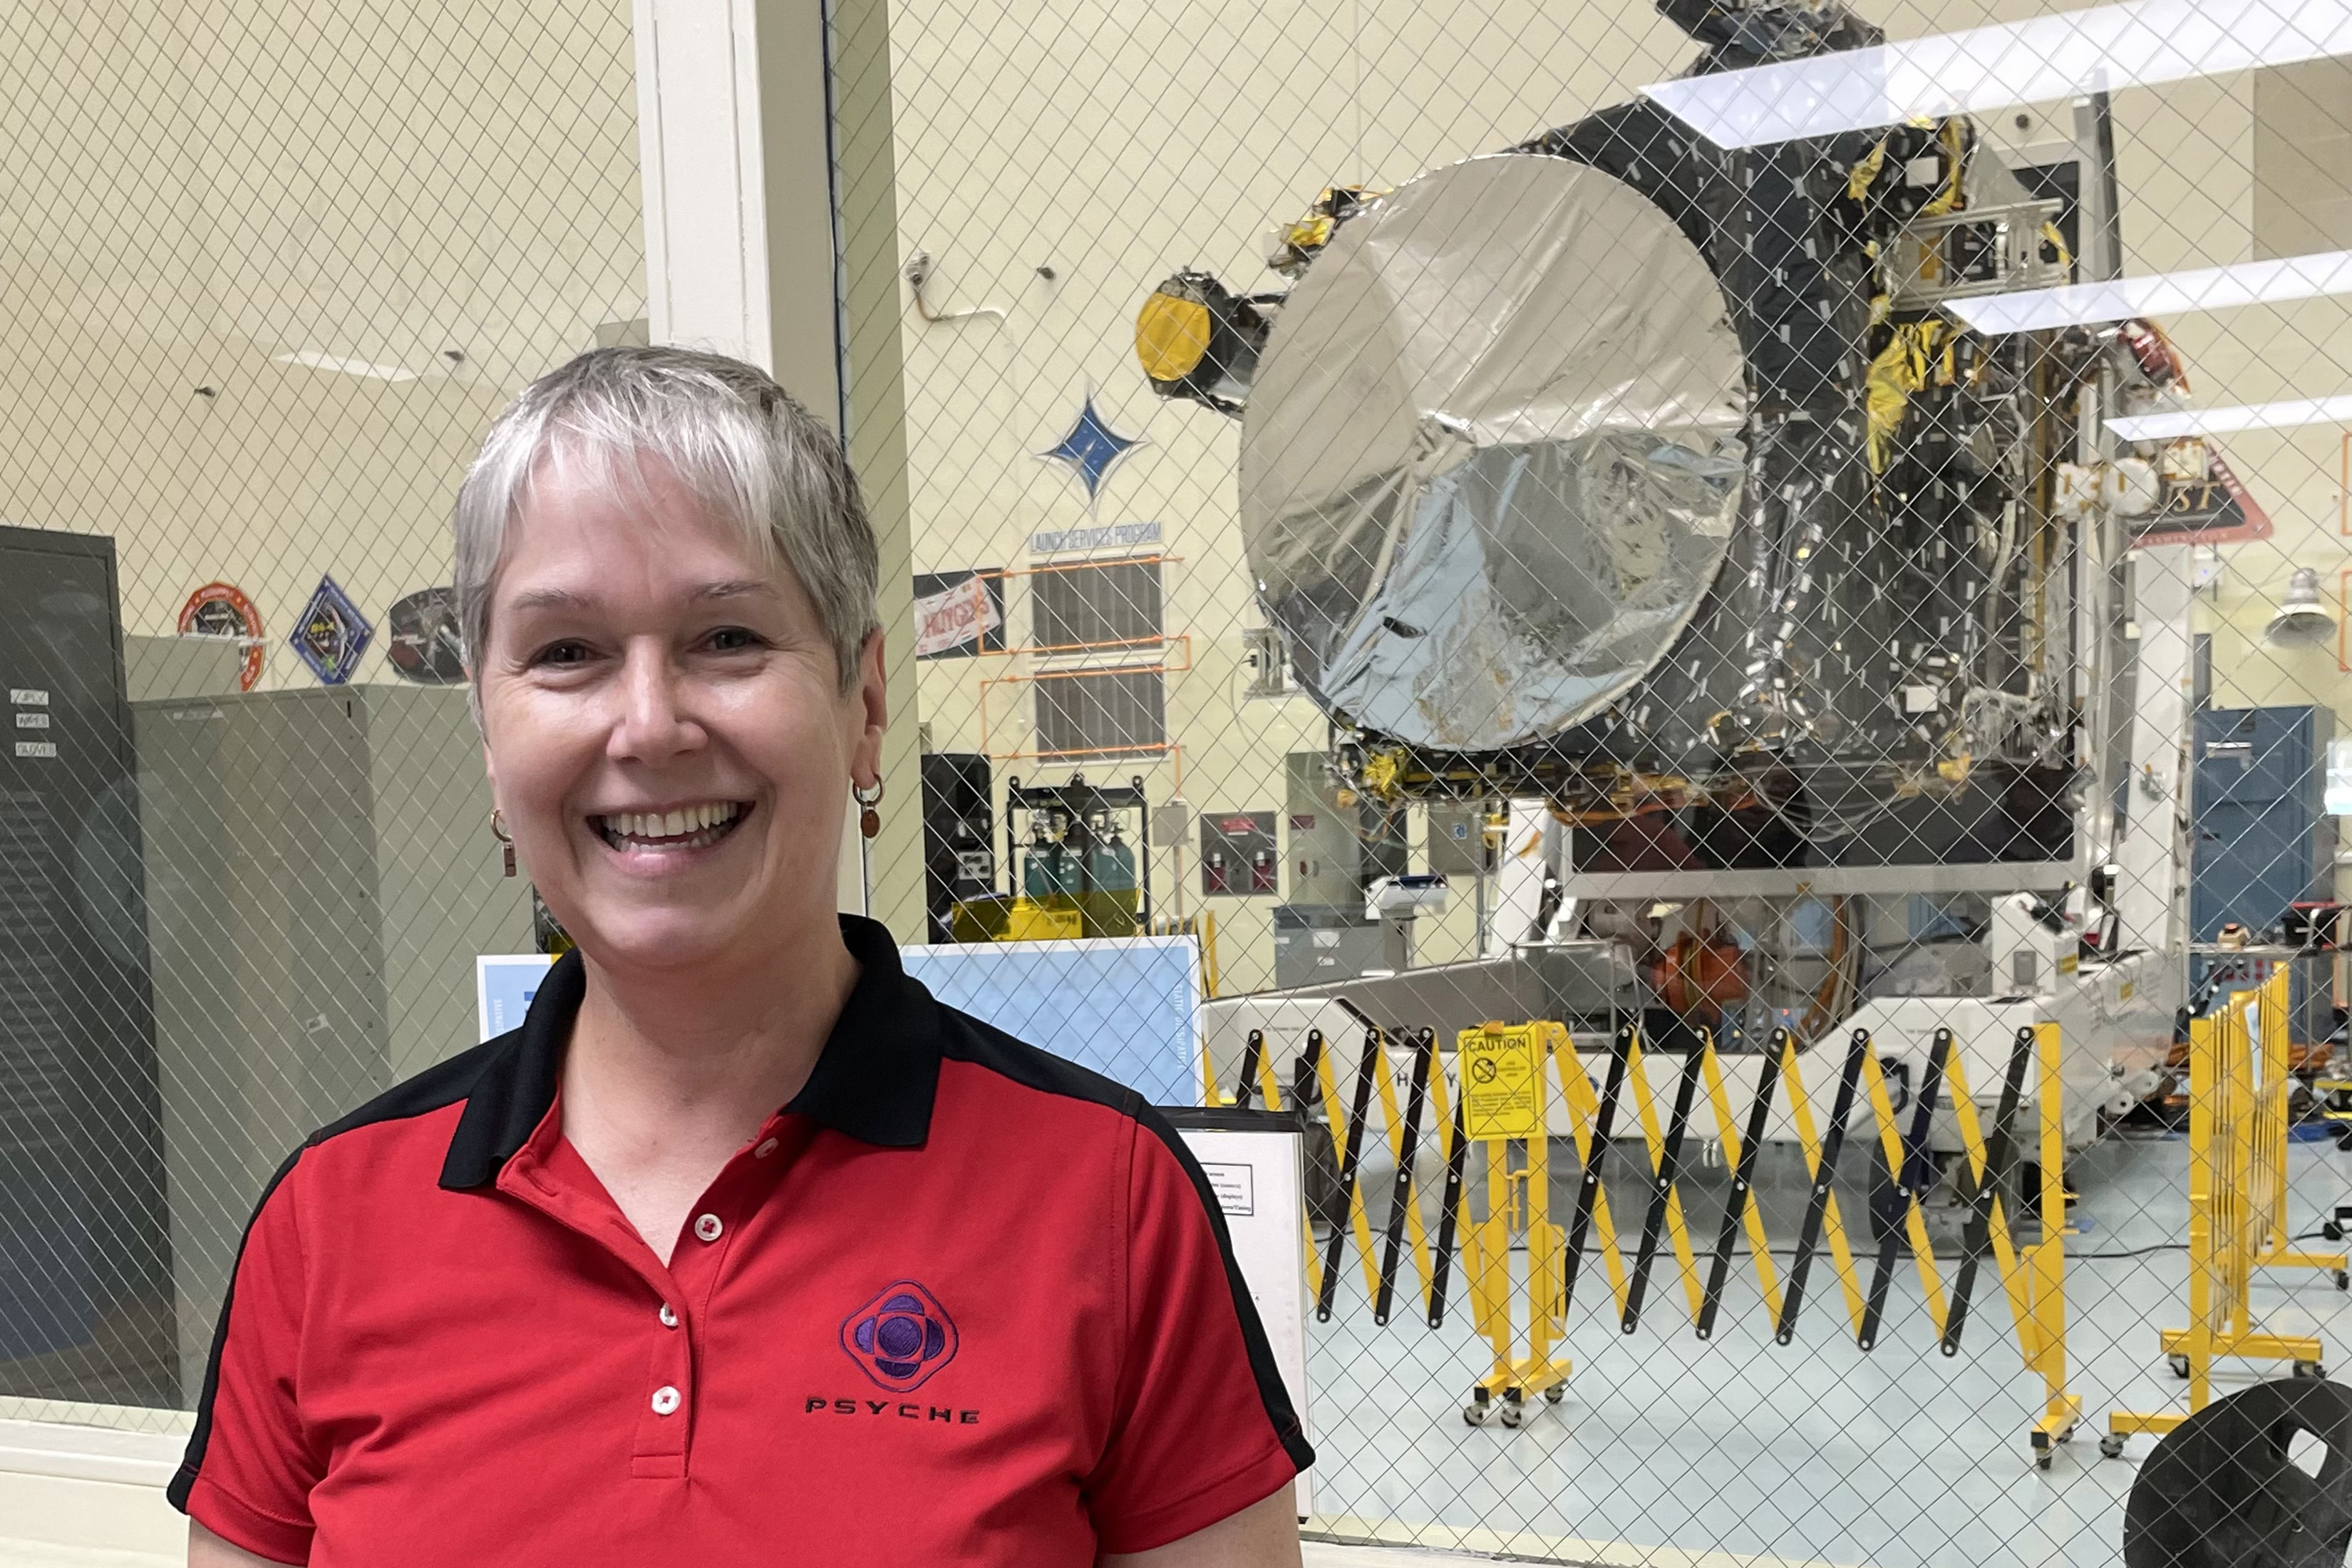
top-left (849, 629), bottom-right (888, 786)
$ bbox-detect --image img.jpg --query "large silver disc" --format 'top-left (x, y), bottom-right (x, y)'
top-left (1241, 153), bottom-right (1749, 753)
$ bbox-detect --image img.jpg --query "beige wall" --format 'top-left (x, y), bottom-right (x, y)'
top-left (0, 0), bottom-right (644, 683)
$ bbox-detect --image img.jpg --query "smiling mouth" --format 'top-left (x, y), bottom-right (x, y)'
top-left (589, 801), bottom-right (751, 853)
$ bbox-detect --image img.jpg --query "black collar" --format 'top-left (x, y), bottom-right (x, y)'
top-left (440, 914), bottom-right (942, 1189)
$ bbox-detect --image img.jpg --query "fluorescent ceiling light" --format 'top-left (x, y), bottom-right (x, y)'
top-left (1944, 249), bottom-right (2352, 334)
top-left (2109, 396), bottom-right (2352, 440)
top-left (274, 350), bottom-right (418, 383)
top-left (1641, 0), bottom-right (2352, 150)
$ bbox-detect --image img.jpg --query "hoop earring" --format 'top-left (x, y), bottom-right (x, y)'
top-left (490, 808), bottom-right (516, 877)
top-left (853, 780), bottom-right (884, 840)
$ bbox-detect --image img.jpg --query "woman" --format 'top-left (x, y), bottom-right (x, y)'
top-left (175, 346), bottom-right (1311, 1565)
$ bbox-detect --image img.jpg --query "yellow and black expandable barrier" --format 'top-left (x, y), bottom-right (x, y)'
top-left (1213, 1015), bottom-right (2080, 1462)
top-left (2105, 966), bottom-right (2348, 1455)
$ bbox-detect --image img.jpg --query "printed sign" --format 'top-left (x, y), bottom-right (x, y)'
top-left (1460, 1029), bottom-right (1542, 1139)
top-left (386, 586), bottom-right (466, 684)
top-left (1200, 1162), bottom-right (1256, 1216)
top-left (1171, 1118), bottom-right (1311, 1520)
top-left (1029, 520), bottom-right (1161, 556)
top-left (177, 582), bottom-right (265, 691)
top-left (291, 575), bottom-right (373, 686)
top-left (912, 570), bottom-right (1004, 659)
top-left (2127, 440), bottom-right (2273, 547)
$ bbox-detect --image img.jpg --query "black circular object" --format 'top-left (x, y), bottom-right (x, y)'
top-left (2124, 1378), bottom-right (2352, 1568)
top-left (385, 586), bottom-right (466, 685)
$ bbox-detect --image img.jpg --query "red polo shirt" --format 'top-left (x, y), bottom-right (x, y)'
top-left (170, 917), bottom-right (1311, 1564)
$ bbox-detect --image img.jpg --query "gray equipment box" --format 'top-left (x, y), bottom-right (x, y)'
top-left (1273, 903), bottom-right (1386, 989)
top-left (137, 683), bottom-right (532, 1401)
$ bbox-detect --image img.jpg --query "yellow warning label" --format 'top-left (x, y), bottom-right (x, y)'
top-left (1460, 1026), bottom-right (1543, 1139)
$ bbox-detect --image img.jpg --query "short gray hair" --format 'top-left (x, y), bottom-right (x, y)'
top-left (453, 345), bottom-right (879, 697)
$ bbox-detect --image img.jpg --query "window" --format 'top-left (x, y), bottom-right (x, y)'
top-left (1031, 559), bottom-right (1162, 651)
top-left (1033, 668), bottom-right (1165, 757)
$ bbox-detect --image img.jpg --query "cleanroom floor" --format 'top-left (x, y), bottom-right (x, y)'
top-left (1299, 1131), bottom-right (2352, 1568)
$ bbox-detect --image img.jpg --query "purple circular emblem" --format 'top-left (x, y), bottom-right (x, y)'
top-left (841, 1281), bottom-right (958, 1392)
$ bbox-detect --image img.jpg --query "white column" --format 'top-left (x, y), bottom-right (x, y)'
top-left (2113, 547), bottom-right (2197, 961)
top-left (633, 0), bottom-right (839, 417)
top-left (631, 0), bottom-right (924, 937)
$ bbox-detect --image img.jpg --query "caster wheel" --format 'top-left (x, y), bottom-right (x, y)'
top-left (2336, 1270), bottom-right (2348, 1292)
top-left (2326, 1222), bottom-right (2345, 1242)
top-left (2058, 1427), bottom-right (2076, 1444)
top-left (2100, 1434), bottom-right (2127, 1460)
top-left (2170, 1354), bottom-right (2192, 1378)
top-left (1498, 1404), bottom-right (1523, 1429)
top-left (2036, 1452), bottom-right (2053, 1471)
top-left (2296, 1361), bottom-right (2326, 1379)
top-left (1544, 1385), bottom-right (1566, 1405)
top-left (1463, 1403), bottom-right (1488, 1428)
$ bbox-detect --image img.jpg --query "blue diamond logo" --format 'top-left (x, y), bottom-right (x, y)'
top-left (1038, 394), bottom-right (1144, 510)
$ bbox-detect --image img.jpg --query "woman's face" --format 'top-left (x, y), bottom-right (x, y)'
top-left (478, 453), bottom-right (884, 975)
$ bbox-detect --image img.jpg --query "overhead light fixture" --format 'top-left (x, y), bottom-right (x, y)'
top-left (1944, 249), bottom-right (2352, 334)
top-left (2109, 396), bottom-right (2352, 442)
top-left (274, 349), bottom-right (419, 383)
top-left (2267, 566), bottom-right (2338, 645)
top-left (1641, 0), bottom-right (2352, 149)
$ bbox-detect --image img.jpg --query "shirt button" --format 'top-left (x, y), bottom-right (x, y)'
top-left (693, 1213), bottom-right (724, 1243)
top-left (754, 1138), bottom-right (778, 1159)
top-left (651, 1386), bottom-right (681, 1416)
top-left (659, 1304), bottom-right (679, 1329)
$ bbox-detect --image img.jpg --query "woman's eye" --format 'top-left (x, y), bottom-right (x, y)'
top-left (706, 626), bottom-right (763, 652)
top-left (534, 640), bottom-right (594, 667)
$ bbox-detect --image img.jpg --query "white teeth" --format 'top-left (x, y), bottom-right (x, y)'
top-left (601, 803), bottom-right (738, 845)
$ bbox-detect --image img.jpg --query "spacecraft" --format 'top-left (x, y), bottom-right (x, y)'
top-left (1159, 0), bottom-right (2201, 1141)
top-left (1135, 0), bottom-right (2167, 891)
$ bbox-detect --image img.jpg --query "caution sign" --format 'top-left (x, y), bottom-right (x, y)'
top-left (1460, 1025), bottom-right (1544, 1139)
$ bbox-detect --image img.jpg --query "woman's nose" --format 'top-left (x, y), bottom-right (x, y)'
top-left (609, 643), bottom-right (698, 759)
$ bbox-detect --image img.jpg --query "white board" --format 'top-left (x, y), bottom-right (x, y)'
top-left (1173, 1118), bottom-right (1313, 1520)
top-left (476, 953), bottom-right (557, 1042)
top-left (902, 935), bottom-right (1203, 1105)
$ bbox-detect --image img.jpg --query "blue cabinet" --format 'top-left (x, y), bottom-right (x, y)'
top-left (2192, 704), bottom-right (2339, 1043)
top-left (2192, 705), bottom-right (2336, 942)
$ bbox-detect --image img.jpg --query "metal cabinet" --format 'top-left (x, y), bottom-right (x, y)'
top-left (136, 683), bottom-right (532, 1401)
top-left (2192, 704), bottom-right (2338, 1041)
top-left (0, 527), bottom-right (171, 1407)
top-left (2192, 705), bottom-right (2336, 941)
